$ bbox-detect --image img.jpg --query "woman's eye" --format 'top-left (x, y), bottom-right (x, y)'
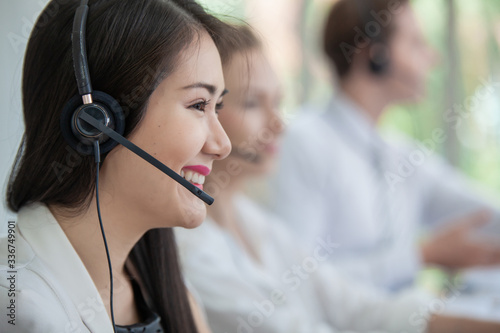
top-left (215, 101), bottom-right (225, 113)
top-left (190, 101), bottom-right (209, 112)
top-left (244, 100), bottom-right (258, 109)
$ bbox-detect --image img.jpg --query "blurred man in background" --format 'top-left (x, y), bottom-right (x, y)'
top-left (271, 0), bottom-right (500, 292)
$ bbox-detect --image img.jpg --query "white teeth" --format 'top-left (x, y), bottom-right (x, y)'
top-left (192, 173), bottom-right (200, 184)
top-left (181, 169), bottom-right (206, 185)
top-left (184, 171), bottom-right (194, 182)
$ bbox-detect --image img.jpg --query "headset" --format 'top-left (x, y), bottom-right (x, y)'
top-left (61, 0), bottom-right (214, 206)
top-left (353, 0), bottom-right (391, 75)
top-left (60, 0), bottom-right (215, 330)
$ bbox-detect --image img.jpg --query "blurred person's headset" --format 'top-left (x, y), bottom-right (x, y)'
top-left (353, 0), bottom-right (423, 148)
top-left (353, 0), bottom-right (391, 75)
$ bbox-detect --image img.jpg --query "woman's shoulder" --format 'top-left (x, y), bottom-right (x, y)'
top-left (0, 267), bottom-right (77, 332)
top-left (0, 222), bottom-right (86, 332)
top-left (0, 203), bottom-right (107, 332)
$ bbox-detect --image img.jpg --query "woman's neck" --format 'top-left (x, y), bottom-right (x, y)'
top-left (207, 184), bottom-right (240, 230)
top-left (49, 193), bottom-right (145, 325)
top-left (340, 76), bottom-right (391, 124)
top-left (206, 176), bottom-right (261, 263)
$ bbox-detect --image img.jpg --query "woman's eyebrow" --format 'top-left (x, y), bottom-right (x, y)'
top-left (181, 82), bottom-right (218, 95)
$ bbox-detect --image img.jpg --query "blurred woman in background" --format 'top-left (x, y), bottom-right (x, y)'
top-left (175, 24), bottom-right (500, 333)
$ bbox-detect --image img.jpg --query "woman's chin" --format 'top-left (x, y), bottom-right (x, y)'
top-left (182, 216), bottom-right (205, 229)
top-left (251, 155), bottom-right (277, 177)
top-left (175, 183), bottom-right (207, 229)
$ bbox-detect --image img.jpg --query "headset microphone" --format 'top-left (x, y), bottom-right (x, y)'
top-left (79, 112), bottom-right (214, 204)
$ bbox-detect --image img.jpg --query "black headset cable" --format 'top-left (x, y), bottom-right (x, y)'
top-left (93, 140), bottom-right (117, 333)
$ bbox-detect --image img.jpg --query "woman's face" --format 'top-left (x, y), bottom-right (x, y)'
top-left (100, 32), bottom-right (231, 229)
top-left (208, 49), bottom-right (283, 190)
top-left (386, 4), bottom-right (438, 102)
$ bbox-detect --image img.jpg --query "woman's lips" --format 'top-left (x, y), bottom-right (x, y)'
top-left (263, 142), bottom-right (280, 154)
top-left (181, 165), bottom-right (210, 191)
top-left (182, 165), bottom-right (211, 176)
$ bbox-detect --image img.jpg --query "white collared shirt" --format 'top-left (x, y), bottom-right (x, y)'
top-left (270, 93), bottom-right (500, 291)
top-left (175, 195), bottom-right (432, 333)
top-left (0, 203), bottom-right (114, 332)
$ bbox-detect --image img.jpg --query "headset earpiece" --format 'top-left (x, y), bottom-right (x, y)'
top-left (368, 42), bottom-right (391, 75)
top-left (61, 91), bottom-right (125, 155)
top-left (60, 0), bottom-right (126, 157)
top-left (353, 0), bottom-right (391, 76)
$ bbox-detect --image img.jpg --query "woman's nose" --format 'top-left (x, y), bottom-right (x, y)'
top-left (204, 116), bottom-right (232, 160)
top-left (268, 106), bottom-right (285, 136)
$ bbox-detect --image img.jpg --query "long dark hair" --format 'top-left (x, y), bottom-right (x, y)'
top-left (6, 0), bottom-right (237, 331)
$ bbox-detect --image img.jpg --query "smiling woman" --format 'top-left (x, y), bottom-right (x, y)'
top-left (0, 0), bottom-right (237, 332)
top-left (102, 30), bottom-right (231, 230)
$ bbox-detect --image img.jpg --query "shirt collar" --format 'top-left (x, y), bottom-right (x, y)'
top-left (17, 203), bottom-right (114, 332)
